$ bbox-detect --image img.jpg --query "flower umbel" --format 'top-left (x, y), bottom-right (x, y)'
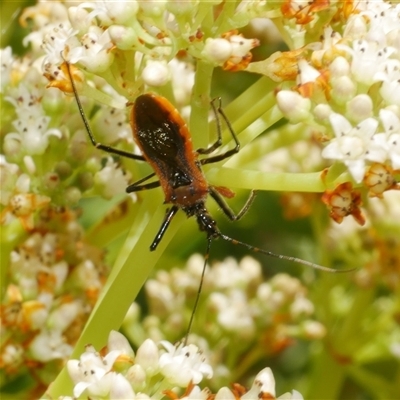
top-left (2, 1), bottom-right (400, 400)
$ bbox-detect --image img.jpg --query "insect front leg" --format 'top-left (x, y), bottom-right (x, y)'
top-left (150, 205), bottom-right (179, 251)
top-left (65, 61), bottom-right (146, 161)
top-left (126, 172), bottom-right (160, 193)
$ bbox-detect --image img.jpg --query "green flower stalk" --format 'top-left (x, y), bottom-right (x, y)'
top-left (1, 0), bottom-right (400, 399)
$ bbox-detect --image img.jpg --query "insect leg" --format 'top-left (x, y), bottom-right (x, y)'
top-left (196, 98), bottom-right (223, 155)
top-left (199, 98), bottom-right (240, 164)
top-left (65, 61), bottom-right (145, 161)
top-left (150, 205), bottom-right (179, 251)
top-left (210, 187), bottom-right (257, 221)
top-left (126, 172), bottom-right (160, 193)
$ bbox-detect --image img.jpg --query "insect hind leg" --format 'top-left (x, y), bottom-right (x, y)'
top-left (198, 97), bottom-right (240, 164)
top-left (210, 187), bottom-right (257, 221)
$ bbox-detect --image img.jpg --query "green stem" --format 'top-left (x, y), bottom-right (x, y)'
top-left (207, 168), bottom-right (326, 192)
top-left (45, 193), bottom-right (186, 398)
top-left (190, 60), bottom-right (214, 147)
top-left (307, 346), bottom-right (347, 400)
top-left (307, 286), bottom-right (375, 399)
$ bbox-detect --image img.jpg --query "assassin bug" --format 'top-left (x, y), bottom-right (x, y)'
top-left (65, 61), bottom-right (347, 340)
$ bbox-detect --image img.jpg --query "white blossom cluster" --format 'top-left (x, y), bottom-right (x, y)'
top-left (273, 1), bottom-right (400, 184)
top-left (2, 1), bottom-right (399, 399)
top-left (125, 255), bottom-right (325, 387)
top-left (33, 0), bottom-right (258, 106)
top-left (0, 213), bottom-right (108, 376)
top-left (58, 330), bottom-right (302, 400)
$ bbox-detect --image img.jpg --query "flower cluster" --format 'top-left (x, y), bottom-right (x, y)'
top-left (1, 1), bottom-right (400, 399)
top-left (124, 255), bottom-right (325, 387)
top-left (261, 1), bottom-right (400, 195)
top-left (35, 0), bottom-right (259, 105)
top-left (57, 330), bottom-right (302, 400)
top-left (1, 207), bottom-right (108, 386)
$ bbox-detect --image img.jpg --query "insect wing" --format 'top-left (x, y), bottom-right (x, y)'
top-left (131, 94), bottom-right (198, 190)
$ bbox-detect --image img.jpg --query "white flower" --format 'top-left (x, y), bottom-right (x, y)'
top-left (68, 26), bottom-right (114, 73)
top-left (48, 300), bottom-right (81, 332)
top-left (30, 330), bottom-right (72, 362)
top-left (94, 157), bottom-right (131, 199)
top-left (374, 60), bottom-right (400, 107)
top-left (67, 344), bottom-right (121, 397)
top-left (159, 341), bottom-right (213, 386)
top-left (0, 158), bottom-right (20, 205)
top-left (322, 113), bottom-right (379, 182)
top-left (41, 23), bottom-right (78, 66)
top-left (183, 385), bottom-right (212, 400)
top-left (77, 0), bottom-right (139, 26)
top-left (0, 47), bottom-right (14, 91)
top-left (350, 39), bottom-right (396, 85)
top-left (229, 34), bottom-right (258, 64)
top-left (297, 59), bottom-right (321, 85)
top-left (5, 83), bottom-right (62, 156)
top-left (209, 290), bottom-right (255, 338)
top-left (242, 367), bottom-right (276, 399)
top-left (169, 58), bottom-right (195, 105)
top-left (372, 109), bottom-right (400, 169)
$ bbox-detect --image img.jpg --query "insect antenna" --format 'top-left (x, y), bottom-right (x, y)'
top-left (184, 237), bottom-right (212, 345)
top-left (218, 233), bottom-right (355, 273)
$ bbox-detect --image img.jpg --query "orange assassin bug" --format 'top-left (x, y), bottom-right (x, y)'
top-left (65, 61), bottom-right (348, 339)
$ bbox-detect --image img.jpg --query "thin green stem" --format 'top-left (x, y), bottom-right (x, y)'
top-left (307, 286), bottom-right (375, 399)
top-left (190, 60), bottom-right (214, 148)
top-left (46, 194), bottom-right (186, 398)
top-left (206, 168), bottom-right (326, 192)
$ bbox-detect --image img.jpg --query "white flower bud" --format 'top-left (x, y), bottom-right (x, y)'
top-left (346, 94), bottom-right (373, 122)
top-left (329, 56), bottom-right (350, 78)
top-left (80, 50), bottom-right (114, 74)
top-left (290, 297), bottom-right (315, 318)
top-left (139, 1), bottom-right (166, 17)
top-left (142, 60), bottom-right (170, 87)
top-left (104, 0), bottom-right (139, 25)
top-left (135, 339), bottom-right (159, 376)
top-left (215, 387), bottom-right (236, 400)
top-left (202, 38), bottom-right (232, 64)
top-left (313, 103), bottom-right (332, 122)
top-left (331, 76), bottom-right (356, 105)
top-left (126, 364), bottom-right (146, 391)
top-left (302, 320), bottom-right (327, 339)
top-left (65, 186), bottom-right (82, 205)
top-left (109, 373), bottom-right (135, 399)
top-left (108, 25), bottom-right (137, 50)
top-left (3, 135), bottom-right (21, 157)
top-left (108, 330), bottom-right (135, 358)
top-left (16, 173), bottom-right (30, 193)
top-left (68, 6), bottom-right (90, 33)
top-left (343, 14), bottom-right (368, 40)
top-left (276, 91), bottom-right (311, 123)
